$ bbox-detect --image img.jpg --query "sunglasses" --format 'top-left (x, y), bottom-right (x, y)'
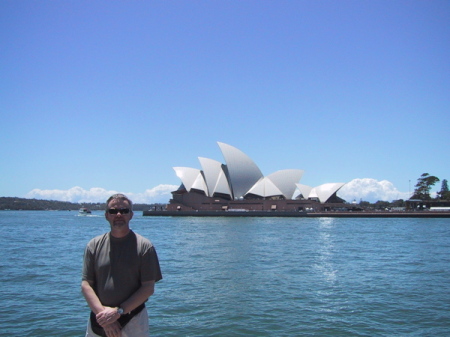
top-left (107, 208), bottom-right (131, 215)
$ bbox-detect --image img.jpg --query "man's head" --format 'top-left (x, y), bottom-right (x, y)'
top-left (105, 194), bottom-right (134, 236)
top-left (106, 193), bottom-right (133, 211)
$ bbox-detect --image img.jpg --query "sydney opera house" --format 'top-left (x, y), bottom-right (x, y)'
top-left (166, 142), bottom-right (351, 213)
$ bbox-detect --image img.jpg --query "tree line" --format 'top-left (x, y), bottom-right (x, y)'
top-left (411, 173), bottom-right (449, 200)
top-left (356, 173), bottom-right (449, 209)
top-left (0, 197), bottom-right (165, 211)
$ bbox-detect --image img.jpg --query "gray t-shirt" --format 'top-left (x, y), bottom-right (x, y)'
top-left (82, 230), bottom-right (162, 307)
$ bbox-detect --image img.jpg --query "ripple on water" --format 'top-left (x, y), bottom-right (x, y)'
top-left (1, 213), bottom-right (450, 336)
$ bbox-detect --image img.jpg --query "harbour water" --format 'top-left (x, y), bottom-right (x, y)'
top-left (1, 211), bottom-right (449, 336)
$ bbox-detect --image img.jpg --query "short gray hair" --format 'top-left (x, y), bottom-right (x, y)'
top-left (106, 193), bottom-right (133, 210)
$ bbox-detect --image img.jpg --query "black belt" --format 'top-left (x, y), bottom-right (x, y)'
top-left (90, 303), bottom-right (146, 336)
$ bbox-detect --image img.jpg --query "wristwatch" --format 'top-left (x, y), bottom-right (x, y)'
top-left (117, 307), bottom-right (124, 315)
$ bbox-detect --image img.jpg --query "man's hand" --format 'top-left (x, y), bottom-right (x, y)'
top-left (103, 321), bottom-right (122, 337)
top-left (96, 307), bottom-right (120, 327)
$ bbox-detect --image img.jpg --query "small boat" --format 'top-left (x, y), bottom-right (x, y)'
top-left (78, 207), bottom-right (92, 215)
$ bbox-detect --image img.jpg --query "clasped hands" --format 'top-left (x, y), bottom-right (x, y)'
top-left (96, 307), bottom-right (122, 337)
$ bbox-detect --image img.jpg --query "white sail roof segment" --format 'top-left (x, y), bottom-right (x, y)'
top-left (308, 187), bottom-right (319, 200)
top-left (198, 157), bottom-right (232, 197)
top-left (267, 169), bottom-right (304, 199)
top-left (218, 142), bottom-right (263, 199)
top-left (192, 174), bottom-right (208, 193)
top-left (296, 184), bottom-right (313, 199)
top-left (173, 167), bottom-right (207, 194)
top-left (247, 177), bottom-right (284, 198)
top-left (198, 157), bottom-right (220, 197)
top-left (313, 183), bottom-right (345, 203)
top-left (214, 170), bottom-right (233, 197)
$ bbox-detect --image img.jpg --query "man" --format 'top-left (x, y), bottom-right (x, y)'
top-left (82, 194), bottom-right (162, 337)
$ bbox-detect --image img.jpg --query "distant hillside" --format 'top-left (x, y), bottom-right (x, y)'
top-left (0, 197), bottom-right (165, 211)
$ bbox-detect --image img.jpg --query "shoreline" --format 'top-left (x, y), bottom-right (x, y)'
top-left (142, 210), bottom-right (450, 218)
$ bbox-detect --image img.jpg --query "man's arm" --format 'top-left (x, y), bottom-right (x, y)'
top-left (120, 280), bottom-right (155, 314)
top-left (94, 280), bottom-right (156, 327)
top-left (81, 280), bottom-right (105, 315)
top-left (81, 280), bottom-right (122, 337)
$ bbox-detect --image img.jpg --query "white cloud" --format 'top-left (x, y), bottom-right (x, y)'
top-left (131, 185), bottom-right (179, 203)
top-left (337, 178), bottom-right (410, 203)
top-left (25, 179), bottom-right (410, 204)
top-left (25, 184), bottom-right (179, 204)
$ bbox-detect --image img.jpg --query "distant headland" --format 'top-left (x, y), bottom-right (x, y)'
top-left (0, 197), bottom-right (164, 211)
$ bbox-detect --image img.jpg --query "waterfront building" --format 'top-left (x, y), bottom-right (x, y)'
top-left (167, 142), bottom-right (351, 212)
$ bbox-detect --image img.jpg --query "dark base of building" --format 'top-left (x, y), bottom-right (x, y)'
top-left (167, 190), bottom-right (353, 213)
top-left (153, 191), bottom-right (450, 217)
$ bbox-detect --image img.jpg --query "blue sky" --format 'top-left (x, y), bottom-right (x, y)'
top-left (1, 0), bottom-right (449, 203)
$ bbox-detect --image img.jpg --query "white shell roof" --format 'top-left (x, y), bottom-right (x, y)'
top-left (218, 142), bottom-right (263, 199)
top-left (172, 142), bottom-right (347, 202)
top-left (296, 184), bottom-right (313, 199)
top-left (309, 182), bottom-right (345, 203)
top-left (173, 167), bottom-right (207, 194)
top-left (247, 177), bottom-right (284, 198)
top-left (198, 157), bottom-right (232, 197)
top-left (267, 169), bottom-right (304, 199)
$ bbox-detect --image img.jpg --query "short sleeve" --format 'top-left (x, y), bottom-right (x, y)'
top-left (82, 241), bottom-right (95, 282)
top-left (141, 245), bottom-right (162, 283)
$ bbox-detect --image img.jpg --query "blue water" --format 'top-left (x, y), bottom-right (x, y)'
top-left (1, 211), bottom-right (449, 336)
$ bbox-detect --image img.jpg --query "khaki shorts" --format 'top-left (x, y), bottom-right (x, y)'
top-left (85, 307), bottom-right (149, 337)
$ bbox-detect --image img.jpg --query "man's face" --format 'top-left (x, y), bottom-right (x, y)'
top-left (105, 199), bottom-right (134, 230)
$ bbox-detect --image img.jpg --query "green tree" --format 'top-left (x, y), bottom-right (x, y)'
top-left (391, 199), bottom-right (405, 207)
top-left (374, 200), bottom-right (390, 209)
top-left (411, 173), bottom-right (440, 200)
top-left (359, 200), bottom-right (371, 207)
top-left (437, 179), bottom-right (450, 200)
